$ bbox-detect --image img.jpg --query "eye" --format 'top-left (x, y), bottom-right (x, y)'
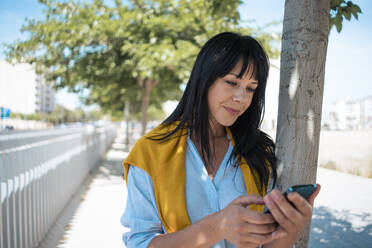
top-left (225, 80), bottom-right (237, 86)
top-left (246, 87), bottom-right (256, 93)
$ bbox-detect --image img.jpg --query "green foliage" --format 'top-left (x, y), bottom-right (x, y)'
top-left (88, 109), bottom-right (105, 121)
top-left (108, 110), bottom-right (125, 122)
top-left (3, 0), bottom-right (280, 129)
top-left (10, 105), bottom-right (105, 124)
top-left (10, 112), bottom-right (26, 119)
top-left (130, 104), bottom-right (165, 121)
top-left (367, 156), bottom-right (372, 178)
top-left (347, 166), bottom-right (362, 177)
top-left (147, 105), bottom-right (166, 121)
top-left (330, 0), bottom-right (362, 33)
top-left (320, 160), bottom-right (337, 170)
top-left (27, 113), bottom-right (44, 121)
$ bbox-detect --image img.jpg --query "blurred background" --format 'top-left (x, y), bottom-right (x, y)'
top-left (0, 0), bottom-right (371, 247)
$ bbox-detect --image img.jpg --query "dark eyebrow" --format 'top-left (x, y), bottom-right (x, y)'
top-left (228, 73), bottom-right (258, 84)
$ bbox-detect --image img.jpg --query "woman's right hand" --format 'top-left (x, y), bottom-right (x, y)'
top-left (213, 194), bottom-right (286, 247)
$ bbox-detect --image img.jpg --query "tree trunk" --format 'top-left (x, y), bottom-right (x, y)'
top-left (124, 102), bottom-right (130, 151)
top-left (138, 78), bottom-right (159, 136)
top-left (276, 0), bottom-right (330, 247)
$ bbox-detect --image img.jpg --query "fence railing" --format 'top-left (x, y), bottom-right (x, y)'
top-left (0, 126), bottom-right (92, 151)
top-left (0, 125), bottom-right (117, 248)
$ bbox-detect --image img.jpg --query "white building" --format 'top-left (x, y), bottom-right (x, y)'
top-left (261, 59), bottom-right (280, 134)
top-left (322, 96), bottom-right (372, 130)
top-left (36, 75), bottom-right (55, 113)
top-left (361, 96), bottom-right (372, 129)
top-left (0, 60), bottom-right (55, 114)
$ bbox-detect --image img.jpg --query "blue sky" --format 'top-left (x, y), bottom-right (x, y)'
top-left (239, 0), bottom-right (372, 109)
top-left (0, 0), bottom-right (371, 110)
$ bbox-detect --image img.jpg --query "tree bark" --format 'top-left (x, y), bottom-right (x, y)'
top-left (124, 102), bottom-right (130, 151)
top-left (138, 78), bottom-right (159, 135)
top-left (276, 0), bottom-right (330, 247)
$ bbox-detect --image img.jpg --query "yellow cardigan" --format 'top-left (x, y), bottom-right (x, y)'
top-left (122, 123), bottom-right (268, 233)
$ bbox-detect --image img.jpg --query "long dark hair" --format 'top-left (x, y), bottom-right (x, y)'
top-left (152, 32), bottom-right (277, 193)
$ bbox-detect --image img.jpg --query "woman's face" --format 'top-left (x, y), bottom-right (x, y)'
top-left (207, 59), bottom-right (258, 128)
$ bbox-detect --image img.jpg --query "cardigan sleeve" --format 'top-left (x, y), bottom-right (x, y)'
top-left (121, 165), bottom-right (164, 248)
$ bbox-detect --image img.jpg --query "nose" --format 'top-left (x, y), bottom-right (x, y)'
top-left (232, 88), bottom-right (245, 102)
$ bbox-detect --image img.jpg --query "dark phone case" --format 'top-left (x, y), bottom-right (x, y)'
top-left (284, 184), bottom-right (317, 200)
top-left (264, 184), bottom-right (317, 214)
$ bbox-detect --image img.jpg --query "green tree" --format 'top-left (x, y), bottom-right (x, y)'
top-left (4, 0), bottom-right (280, 134)
top-left (330, 0), bottom-right (362, 32)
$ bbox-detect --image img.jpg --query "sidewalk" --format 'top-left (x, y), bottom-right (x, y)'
top-left (54, 131), bottom-right (129, 248)
top-left (309, 168), bottom-right (372, 247)
top-left (54, 131), bottom-right (372, 248)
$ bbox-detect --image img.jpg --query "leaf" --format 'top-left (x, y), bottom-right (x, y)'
top-left (335, 20), bottom-right (342, 33)
top-left (342, 8), bottom-right (351, 20)
top-left (329, 0), bottom-right (361, 33)
top-left (329, 16), bottom-right (335, 30)
top-left (331, 0), bottom-right (344, 10)
top-left (3, 0), bottom-right (280, 125)
top-left (335, 11), bottom-right (343, 32)
top-left (352, 4), bottom-right (362, 13)
top-left (351, 4), bottom-right (362, 20)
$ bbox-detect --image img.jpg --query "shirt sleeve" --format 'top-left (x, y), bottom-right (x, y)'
top-left (121, 165), bottom-right (164, 248)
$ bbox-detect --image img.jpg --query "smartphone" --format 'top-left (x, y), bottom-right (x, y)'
top-left (264, 184), bottom-right (317, 214)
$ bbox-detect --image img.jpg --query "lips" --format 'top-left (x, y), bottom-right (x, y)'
top-left (223, 106), bottom-right (240, 115)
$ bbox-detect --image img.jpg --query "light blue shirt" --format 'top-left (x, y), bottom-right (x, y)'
top-left (121, 134), bottom-right (269, 248)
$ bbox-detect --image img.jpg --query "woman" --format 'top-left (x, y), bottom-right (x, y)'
top-left (121, 32), bottom-right (320, 248)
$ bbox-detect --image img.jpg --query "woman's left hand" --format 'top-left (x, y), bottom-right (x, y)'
top-left (263, 184), bottom-right (321, 246)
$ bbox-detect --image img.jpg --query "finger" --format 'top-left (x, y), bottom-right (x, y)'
top-left (308, 183), bottom-right (321, 205)
top-left (287, 192), bottom-right (313, 218)
top-left (244, 222), bottom-right (278, 234)
top-left (269, 190), bottom-right (303, 223)
top-left (240, 209), bottom-right (277, 224)
top-left (233, 194), bottom-right (264, 207)
top-left (244, 231), bottom-right (286, 245)
top-left (271, 226), bottom-right (288, 240)
top-left (264, 194), bottom-right (293, 229)
top-left (244, 233), bottom-right (274, 245)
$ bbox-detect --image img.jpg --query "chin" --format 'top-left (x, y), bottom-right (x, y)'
top-left (217, 118), bottom-right (237, 127)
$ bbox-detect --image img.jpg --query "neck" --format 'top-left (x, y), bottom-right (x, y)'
top-left (190, 122), bottom-right (227, 149)
top-left (209, 120), bottom-right (226, 138)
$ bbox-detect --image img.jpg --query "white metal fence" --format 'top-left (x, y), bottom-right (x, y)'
top-left (0, 125), bottom-right (117, 248)
top-left (0, 127), bottom-right (90, 151)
